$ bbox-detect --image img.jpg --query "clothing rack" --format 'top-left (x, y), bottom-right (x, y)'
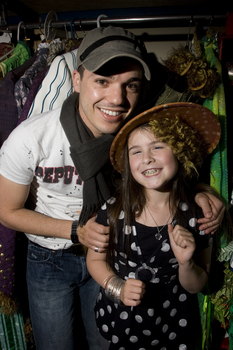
top-left (0, 13), bottom-right (228, 33)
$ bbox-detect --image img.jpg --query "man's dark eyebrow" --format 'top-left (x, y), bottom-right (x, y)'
top-left (128, 77), bottom-right (142, 82)
top-left (101, 75), bottom-right (143, 81)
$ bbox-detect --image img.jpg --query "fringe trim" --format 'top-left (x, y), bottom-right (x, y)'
top-left (209, 262), bottom-right (233, 328)
top-left (0, 291), bottom-right (17, 315)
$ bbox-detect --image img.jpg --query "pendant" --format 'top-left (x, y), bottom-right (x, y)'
top-left (155, 233), bottom-right (162, 240)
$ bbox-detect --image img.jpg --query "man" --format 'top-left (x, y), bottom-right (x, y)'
top-left (0, 26), bottom-right (223, 350)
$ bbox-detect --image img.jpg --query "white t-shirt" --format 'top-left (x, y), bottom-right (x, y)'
top-left (0, 107), bottom-right (83, 249)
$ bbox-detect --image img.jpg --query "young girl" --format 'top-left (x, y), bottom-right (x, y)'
top-left (87, 102), bottom-right (224, 350)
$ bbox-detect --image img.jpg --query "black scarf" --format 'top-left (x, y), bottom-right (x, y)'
top-left (60, 92), bottom-right (114, 226)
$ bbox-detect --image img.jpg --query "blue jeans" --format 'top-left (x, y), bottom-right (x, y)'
top-left (26, 241), bottom-right (101, 350)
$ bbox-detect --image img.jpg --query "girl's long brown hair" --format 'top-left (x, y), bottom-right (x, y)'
top-left (106, 122), bottom-right (230, 264)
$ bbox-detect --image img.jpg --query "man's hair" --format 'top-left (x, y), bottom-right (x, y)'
top-left (78, 65), bottom-right (85, 80)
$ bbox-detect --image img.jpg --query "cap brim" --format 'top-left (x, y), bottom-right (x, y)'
top-left (82, 51), bottom-right (151, 81)
top-left (110, 102), bottom-right (221, 173)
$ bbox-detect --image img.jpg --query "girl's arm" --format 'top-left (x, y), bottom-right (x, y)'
top-left (86, 248), bottom-right (115, 287)
top-left (168, 224), bottom-right (212, 294)
top-left (87, 249), bottom-right (145, 306)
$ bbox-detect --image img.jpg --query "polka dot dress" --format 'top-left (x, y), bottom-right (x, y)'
top-left (95, 199), bottom-right (212, 350)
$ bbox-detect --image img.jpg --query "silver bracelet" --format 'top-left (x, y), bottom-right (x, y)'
top-left (105, 275), bottom-right (125, 304)
top-left (102, 274), bottom-right (115, 289)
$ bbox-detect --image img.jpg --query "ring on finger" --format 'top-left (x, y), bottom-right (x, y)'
top-left (94, 246), bottom-right (99, 253)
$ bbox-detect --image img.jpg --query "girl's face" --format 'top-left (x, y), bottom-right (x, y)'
top-left (128, 127), bottom-right (178, 193)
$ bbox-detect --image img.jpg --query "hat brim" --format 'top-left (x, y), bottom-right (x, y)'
top-left (110, 102), bottom-right (221, 173)
top-left (82, 51), bottom-right (151, 81)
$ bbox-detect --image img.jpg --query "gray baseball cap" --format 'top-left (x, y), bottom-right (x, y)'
top-left (76, 26), bottom-right (151, 80)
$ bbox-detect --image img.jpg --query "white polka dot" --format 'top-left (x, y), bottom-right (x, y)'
top-left (101, 202), bottom-right (107, 210)
top-left (132, 226), bottom-right (137, 236)
top-left (102, 324), bottom-right (108, 332)
top-left (135, 315), bottom-right (143, 323)
top-left (119, 348), bottom-right (125, 350)
top-left (170, 275), bottom-right (177, 281)
top-left (162, 324), bottom-right (169, 333)
top-left (169, 332), bottom-right (177, 340)
top-left (131, 242), bottom-right (137, 251)
top-left (111, 321), bottom-right (115, 328)
top-left (189, 217), bottom-right (197, 227)
top-left (169, 258), bottom-right (177, 264)
top-left (124, 225), bottom-right (131, 235)
top-left (128, 260), bottom-right (137, 267)
top-left (161, 240), bottom-right (170, 252)
top-left (150, 256), bottom-right (155, 263)
top-left (128, 272), bottom-right (136, 279)
top-left (151, 339), bottom-right (159, 346)
top-left (199, 230), bottom-right (205, 235)
top-left (108, 197), bottom-right (116, 204)
top-left (179, 345), bottom-right (187, 350)
top-left (120, 311), bottom-right (128, 320)
top-left (96, 311), bottom-right (99, 318)
top-left (155, 317), bottom-right (162, 325)
top-left (119, 260), bottom-right (126, 265)
top-left (179, 202), bottom-right (188, 211)
top-left (170, 308), bottom-right (177, 317)
top-left (119, 252), bottom-right (127, 258)
top-left (107, 305), bottom-right (112, 313)
top-left (179, 319), bottom-right (187, 327)
top-left (125, 328), bottom-right (130, 335)
top-left (173, 285), bottom-right (178, 293)
top-left (148, 309), bottom-right (154, 317)
top-left (172, 264), bottom-right (179, 269)
top-left (143, 330), bottom-right (151, 336)
top-left (112, 335), bottom-right (119, 343)
top-left (119, 210), bottom-right (124, 219)
top-left (163, 300), bottom-right (170, 308)
top-left (179, 294), bottom-right (187, 302)
top-left (114, 262), bottom-right (119, 271)
top-left (99, 308), bottom-right (105, 317)
top-left (129, 335), bottom-right (138, 343)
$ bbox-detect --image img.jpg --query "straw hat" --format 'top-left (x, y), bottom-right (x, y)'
top-left (110, 102), bottom-right (221, 174)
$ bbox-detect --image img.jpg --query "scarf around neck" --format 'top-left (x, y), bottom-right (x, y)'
top-left (60, 92), bottom-right (115, 226)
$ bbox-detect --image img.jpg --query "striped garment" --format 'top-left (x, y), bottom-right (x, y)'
top-left (0, 308), bottom-right (26, 350)
top-left (27, 48), bottom-right (78, 118)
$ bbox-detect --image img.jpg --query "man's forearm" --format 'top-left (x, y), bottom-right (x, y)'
top-left (0, 207), bottom-right (72, 239)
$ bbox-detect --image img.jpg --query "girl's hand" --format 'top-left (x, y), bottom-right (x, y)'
top-left (168, 224), bottom-right (196, 265)
top-left (120, 279), bottom-right (145, 306)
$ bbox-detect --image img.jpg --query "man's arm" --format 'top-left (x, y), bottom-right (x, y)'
top-left (195, 192), bottom-right (225, 234)
top-left (0, 175), bottom-right (109, 250)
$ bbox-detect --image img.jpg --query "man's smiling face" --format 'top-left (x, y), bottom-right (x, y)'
top-left (73, 58), bottom-right (143, 138)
